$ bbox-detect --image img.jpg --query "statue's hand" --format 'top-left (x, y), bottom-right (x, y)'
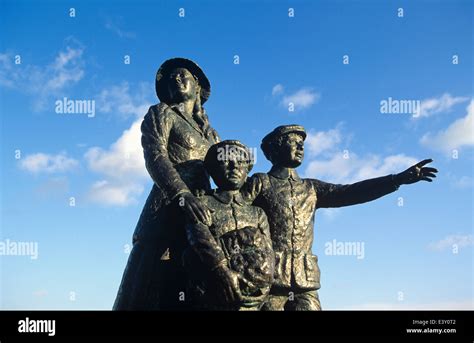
top-left (192, 188), bottom-right (207, 197)
top-left (179, 192), bottom-right (212, 225)
top-left (213, 264), bottom-right (242, 305)
top-left (396, 159), bottom-right (438, 185)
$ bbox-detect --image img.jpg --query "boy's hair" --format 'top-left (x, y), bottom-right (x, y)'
top-left (261, 135), bottom-right (287, 164)
top-left (261, 125), bottom-right (306, 164)
top-left (204, 140), bottom-right (254, 181)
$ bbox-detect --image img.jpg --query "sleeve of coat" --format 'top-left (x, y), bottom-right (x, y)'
top-left (185, 221), bottom-right (227, 270)
top-left (141, 104), bottom-right (191, 201)
top-left (312, 175), bottom-right (400, 209)
top-left (240, 173), bottom-right (264, 205)
top-left (257, 208), bottom-right (274, 257)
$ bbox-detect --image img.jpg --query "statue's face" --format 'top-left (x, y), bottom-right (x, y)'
top-left (212, 147), bottom-right (250, 190)
top-left (167, 67), bottom-right (197, 103)
top-left (275, 133), bottom-right (305, 168)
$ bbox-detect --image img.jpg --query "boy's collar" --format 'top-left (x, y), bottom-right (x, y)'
top-left (212, 189), bottom-right (245, 206)
top-left (268, 166), bottom-right (301, 181)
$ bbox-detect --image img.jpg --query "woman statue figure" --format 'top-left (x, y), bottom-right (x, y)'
top-left (113, 58), bottom-right (220, 310)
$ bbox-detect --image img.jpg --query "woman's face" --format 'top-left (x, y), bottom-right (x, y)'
top-left (167, 67), bottom-right (198, 103)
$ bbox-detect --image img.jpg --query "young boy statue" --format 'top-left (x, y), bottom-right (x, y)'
top-left (184, 140), bottom-right (275, 310)
top-left (242, 125), bottom-right (437, 311)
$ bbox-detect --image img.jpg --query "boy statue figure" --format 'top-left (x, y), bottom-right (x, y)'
top-left (242, 125), bottom-right (437, 311)
top-left (184, 140), bottom-right (275, 310)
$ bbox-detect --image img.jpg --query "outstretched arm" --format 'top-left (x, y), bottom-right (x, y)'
top-left (314, 159), bottom-right (437, 209)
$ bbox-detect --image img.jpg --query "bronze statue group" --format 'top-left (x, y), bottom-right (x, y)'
top-left (113, 58), bottom-right (437, 311)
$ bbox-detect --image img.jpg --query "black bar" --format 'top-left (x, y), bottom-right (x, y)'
top-left (0, 310), bottom-right (472, 339)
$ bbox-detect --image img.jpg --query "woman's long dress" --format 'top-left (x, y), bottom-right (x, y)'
top-left (113, 102), bottom-right (219, 310)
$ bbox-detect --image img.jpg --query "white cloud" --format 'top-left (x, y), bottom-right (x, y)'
top-left (451, 176), bottom-right (473, 189)
top-left (85, 119), bottom-right (147, 180)
top-left (318, 208), bottom-right (341, 220)
top-left (446, 172), bottom-right (474, 189)
top-left (85, 82), bottom-right (154, 206)
top-left (281, 88), bottom-right (320, 110)
top-left (0, 42), bottom-right (85, 110)
top-left (15, 80), bottom-right (153, 207)
top-left (420, 99), bottom-right (474, 153)
top-left (414, 93), bottom-right (469, 119)
top-left (271, 84), bottom-right (320, 112)
top-left (45, 46), bottom-right (84, 91)
top-left (97, 81), bottom-right (152, 118)
top-left (88, 180), bottom-right (144, 207)
top-left (428, 234), bottom-right (473, 252)
top-left (271, 83), bottom-right (284, 96)
top-left (20, 152), bottom-right (79, 174)
top-left (306, 124), bottom-right (343, 157)
top-left (85, 118), bottom-right (149, 206)
top-left (0, 53), bottom-right (17, 88)
top-left (305, 152), bottom-right (417, 184)
top-left (105, 17), bottom-right (136, 39)
top-left (303, 125), bottom-right (419, 183)
top-left (8, 63), bottom-right (153, 205)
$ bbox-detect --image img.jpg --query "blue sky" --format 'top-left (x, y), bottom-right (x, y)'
top-left (1, 0), bottom-right (472, 309)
